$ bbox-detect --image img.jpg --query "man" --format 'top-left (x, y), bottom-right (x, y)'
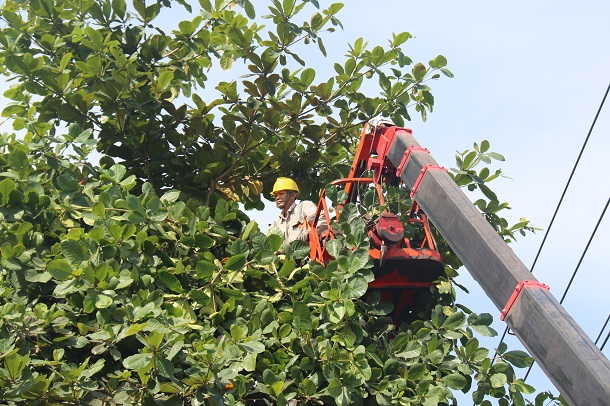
top-left (268, 177), bottom-right (327, 248)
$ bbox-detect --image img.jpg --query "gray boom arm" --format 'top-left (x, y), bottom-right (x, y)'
top-left (387, 131), bottom-right (610, 406)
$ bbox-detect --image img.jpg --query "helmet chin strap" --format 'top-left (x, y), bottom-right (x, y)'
top-left (284, 191), bottom-right (297, 215)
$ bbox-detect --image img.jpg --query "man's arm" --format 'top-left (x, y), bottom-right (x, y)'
top-left (301, 200), bottom-right (328, 235)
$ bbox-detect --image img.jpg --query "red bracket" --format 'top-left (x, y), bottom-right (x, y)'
top-left (500, 280), bottom-right (550, 321)
top-left (410, 164), bottom-right (448, 198)
top-left (396, 146), bottom-right (430, 177)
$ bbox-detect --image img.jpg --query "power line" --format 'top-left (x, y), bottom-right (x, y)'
top-left (528, 82), bottom-right (610, 273)
top-left (559, 196), bottom-right (609, 304)
top-left (524, 196), bottom-right (609, 380)
top-left (595, 314), bottom-right (610, 346)
top-left (490, 82), bottom-right (610, 386)
top-left (602, 331), bottom-right (610, 352)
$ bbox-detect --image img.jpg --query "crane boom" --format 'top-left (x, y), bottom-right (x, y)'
top-left (383, 126), bottom-right (610, 406)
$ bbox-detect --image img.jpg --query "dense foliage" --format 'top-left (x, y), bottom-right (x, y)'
top-left (0, 131), bottom-right (558, 405)
top-left (0, 0), bottom-right (561, 405)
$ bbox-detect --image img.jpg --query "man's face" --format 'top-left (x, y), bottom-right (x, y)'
top-left (273, 190), bottom-right (295, 210)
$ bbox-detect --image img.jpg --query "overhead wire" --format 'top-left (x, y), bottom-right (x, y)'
top-left (524, 196), bottom-right (609, 380)
top-left (559, 197), bottom-right (609, 304)
top-left (489, 82), bottom-right (610, 385)
top-left (601, 331), bottom-right (610, 352)
top-left (595, 314), bottom-right (610, 346)
top-left (530, 81), bottom-right (609, 273)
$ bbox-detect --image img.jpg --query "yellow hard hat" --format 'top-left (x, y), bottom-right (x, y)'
top-left (271, 177), bottom-right (299, 195)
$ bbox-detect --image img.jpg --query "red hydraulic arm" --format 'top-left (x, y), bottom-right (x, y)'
top-left (308, 122), bottom-right (445, 322)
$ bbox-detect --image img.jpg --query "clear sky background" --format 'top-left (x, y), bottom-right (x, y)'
top-left (2, 0), bottom-right (609, 403)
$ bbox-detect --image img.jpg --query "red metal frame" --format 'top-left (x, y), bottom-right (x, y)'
top-left (307, 123), bottom-right (446, 322)
top-left (410, 164), bottom-right (448, 198)
top-left (500, 280), bottom-right (550, 321)
top-left (397, 146), bottom-right (430, 177)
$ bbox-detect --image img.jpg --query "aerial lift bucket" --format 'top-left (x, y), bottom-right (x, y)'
top-left (308, 178), bottom-right (444, 323)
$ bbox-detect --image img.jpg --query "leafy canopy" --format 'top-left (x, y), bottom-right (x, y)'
top-left (0, 0), bottom-right (451, 207)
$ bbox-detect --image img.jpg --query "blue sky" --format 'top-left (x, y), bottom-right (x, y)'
top-left (2, 0), bottom-right (609, 402)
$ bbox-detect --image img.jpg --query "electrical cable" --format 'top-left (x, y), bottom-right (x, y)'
top-left (488, 82), bottom-right (610, 389)
top-left (524, 196), bottom-right (609, 380)
top-left (559, 196), bottom-right (609, 305)
top-left (528, 82), bottom-right (610, 274)
top-left (601, 331), bottom-right (610, 352)
top-left (595, 314), bottom-right (610, 345)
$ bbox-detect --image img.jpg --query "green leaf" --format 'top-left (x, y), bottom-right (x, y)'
top-left (225, 254), bottom-right (246, 271)
top-left (47, 259), bottom-right (73, 281)
top-left (479, 184), bottom-right (498, 201)
top-left (8, 149), bottom-right (29, 177)
top-left (157, 70), bottom-right (174, 91)
top-left (107, 164), bottom-right (126, 182)
top-left (54, 279), bottom-right (82, 296)
top-left (490, 373), bottom-right (507, 388)
top-left (57, 173), bottom-right (80, 192)
top-left (239, 341), bottom-right (265, 354)
top-left (158, 270), bottom-right (183, 293)
top-left (127, 211), bottom-right (146, 224)
top-left (253, 233), bottom-right (272, 252)
top-left (112, 0), bottom-right (127, 18)
top-left (440, 67), bottom-right (454, 78)
top-left (327, 379), bottom-right (350, 406)
top-left (4, 352), bottom-right (28, 380)
top-left (243, 0), bottom-right (255, 18)
top-left (293, 302), bottom-right (312, 329)
top-left (486, 152), bottom-right (505, 161)
top-left (471, 324), bottom-right (497, 337)
top-left (413, 62), bottom-right (427, 81)
top-left (60, 240), bottom-right (87, 263)
top-left (441, 311), bottom-right (466, 330)
top-left (220, 54), bottom-right (233, 70)
top-left (328, 302), bottom-right (345, 323)
top-left (346, 276), bottom-right (368, 299)
top-left (503, 350), bottom-right (533, 368)
top-left (123, 353), bottom-right (153, 370)
top-left (278, 259), bottom-right (296, 277)
top-left (229, 239), bottom-right (249, 256)
top-left (156, 356), bottom-right (175, 378)
top-left (95, 294), bottom-right (113, 309)
top-left (443, 373), bottom-right (467, 390)
top-left (0, 178), bottom-right (16, 204)
top-left (121, 223), bottom-right (137, 239)
top-left (267, 233), bottom-right (283, 251)
top-left (287, 239), bottom-right (310, 259)
top-left (92, 202), bottom-right (105, 217)
top-left (407, 362), bottom-right (426, 380)
top-left (326, 239), bottom-right (342, 258)
top-left (59, 52), bottom-right (73, 71)
top-left (161, 190), bottom-right (180, 202)
top-left (429, 54), bottom-right (447, 68)
top-left (300, 68), bottom-right (316, 88)
top-left (126, 195), bottom-right (144, 212)
top-left (513, 379), bottom-right (536, 394)
top-left (25, 269), bottom-right (53, 283)
top-left (195, 260), bottom-right (215, 280)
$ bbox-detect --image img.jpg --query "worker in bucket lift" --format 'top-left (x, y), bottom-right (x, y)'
top-left (268, 177), bottom-right (327, 248)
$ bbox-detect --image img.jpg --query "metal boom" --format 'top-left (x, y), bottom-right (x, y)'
top-left (383, 127), bottom-right (610, 406)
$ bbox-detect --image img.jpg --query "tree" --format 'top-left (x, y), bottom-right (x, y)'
top-left (0, 1), bottom-right (562, 405)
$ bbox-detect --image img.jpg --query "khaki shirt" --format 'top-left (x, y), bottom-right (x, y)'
top-left (269, 200), bottom-right (328, 248)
